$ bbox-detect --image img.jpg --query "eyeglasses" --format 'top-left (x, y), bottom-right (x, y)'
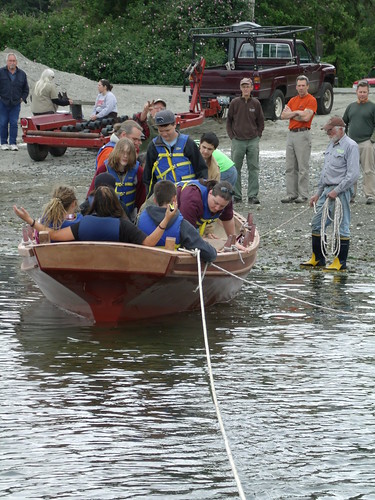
top-left (218, 186), bottom-right (235, 196)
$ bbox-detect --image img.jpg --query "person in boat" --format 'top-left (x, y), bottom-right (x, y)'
top-left (143, 109), bottom-right (208, 197)
top-left (137, 180), bottom-right (217, 262)
top-left (30, 68), bottom-right (73, 116)
top-left (39, 185), bottom-right (83, 230)
top-left (13, 185), bottom-right (175, 246)
top-left (198, 132), bottom-right (238, 188)
top-left (177, 179), bottom-right (236, 239)
top-left (90, 79), bottom-right (117, 121)
top-left (133, 97), bottom-right (166, 152)
top-left (80, 172), bottom-right (116, 216)
top-left (87, 137), bottom-right (145, 222)
top-left (95, 120), bottom-right (143, 172)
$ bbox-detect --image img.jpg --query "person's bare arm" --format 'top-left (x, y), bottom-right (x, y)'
top-left (142, 204), bottom-right (175, 246)
top-left (13, 205), bottom-right (74, 241)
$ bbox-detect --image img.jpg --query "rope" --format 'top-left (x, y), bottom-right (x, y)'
top-left (317, 197), bottom-right (343, 258)
top-left (195, 250), bottom-right (247, 500)
top-left (261, 205), bottom-right (310, 238)
top-left (211, 263), bottom-right (363, 319)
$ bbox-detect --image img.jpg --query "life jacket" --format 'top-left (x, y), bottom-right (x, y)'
top-left (77, 215), bottom-right (120, 241)
top-left (150, 134), bottom-right (195, 194)
top-left (178, 180), bottom-right (223, 236)
top-left (137, 210), bottom-right (182, 248)
top-left (105, 160), bottom-right (139, 217)
top-left (96, 141), bottom-right (115, 170)
top-left (61, 213), bottom-right (84, 229)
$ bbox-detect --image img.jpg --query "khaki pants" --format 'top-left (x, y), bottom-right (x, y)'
top-left (358, 139), bottom-right (375, 198)
top-left (285, 130), bottom-right (312, 199)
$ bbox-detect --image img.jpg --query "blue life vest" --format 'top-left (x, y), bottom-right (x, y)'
top-left (150, 134), bottom-right (195, 193)
top-left (95, 141), bottom-right (115, 170)
top-left (138, 210), bottom-right (182, 248)
top-left (61, 213), bottom-right (84, 228)
top-left (178, 180), bottom-right (222, 236)
top-left (77, 215), bottom-right (120, 241)
top-left (105, 160), bottom-right (139, 217)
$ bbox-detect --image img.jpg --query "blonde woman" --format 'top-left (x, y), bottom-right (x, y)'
top-left (31, 68), bottom-right (72, 115)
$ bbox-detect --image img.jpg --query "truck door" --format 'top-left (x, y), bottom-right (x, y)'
top-left (296, 42), bottom-right (320, 94)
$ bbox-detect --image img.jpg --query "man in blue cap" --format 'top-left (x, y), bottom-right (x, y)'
top-left (142, 109), bottom-right (207, 197)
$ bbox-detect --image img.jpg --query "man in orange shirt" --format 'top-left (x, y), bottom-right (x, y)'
top-left (280, 75), bottom-right (317, 203)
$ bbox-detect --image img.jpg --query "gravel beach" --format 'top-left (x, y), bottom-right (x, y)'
top-left (1, 48), bottom-right (374, 277)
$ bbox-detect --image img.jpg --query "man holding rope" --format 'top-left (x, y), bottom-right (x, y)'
top-left (301, 116), bottom-right (360, 271)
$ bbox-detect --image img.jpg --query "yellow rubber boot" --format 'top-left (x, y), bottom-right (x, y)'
top-left (300, 234), bottom-right (326, 268)
top-left (325, 239), bottom-right (349, 271)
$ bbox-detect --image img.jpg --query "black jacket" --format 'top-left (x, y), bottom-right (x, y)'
top-left (0, 66), bottom-right (29, 106)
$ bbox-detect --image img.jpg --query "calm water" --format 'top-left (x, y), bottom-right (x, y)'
top-left (1, 255), bottom-right (375, 499)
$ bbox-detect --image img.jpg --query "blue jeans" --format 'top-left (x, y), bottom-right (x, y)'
top-left (220, 165), bottom-right (238, 188)
top-left (311, 186), bottom-right (352, 238)
top-left (0, 101), bottom-right (21, 145)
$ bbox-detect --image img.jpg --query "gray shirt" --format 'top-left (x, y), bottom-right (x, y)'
top-left (317, 134), bottom-right (360, 196)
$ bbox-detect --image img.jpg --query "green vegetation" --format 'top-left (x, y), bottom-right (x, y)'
top-left (0, 0), bottom-right (374, 86)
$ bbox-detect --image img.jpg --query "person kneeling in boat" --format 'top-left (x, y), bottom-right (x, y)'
top-left (177, 179), bottom-right (236, 239)
top-left (13, 185), bottom-right (175, 246)
top-left (137, 180), bottom-right (217, 262)
top-left (87, 137), bottom-right (146, 222)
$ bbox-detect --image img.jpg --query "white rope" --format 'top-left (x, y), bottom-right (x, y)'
top-left (211, 263), bottom-right (364, 319)
top-left (261, 206), bottom-right (310, 238)
top-left (195, 250), bottom-right (247, 500)
top-left (318, 197), bottom-right (343, 258)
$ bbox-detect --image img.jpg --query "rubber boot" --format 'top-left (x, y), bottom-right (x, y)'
top-left (300, 234), bottom-right (326, 268)
top-left (325, 238), bottom-right (349, 271)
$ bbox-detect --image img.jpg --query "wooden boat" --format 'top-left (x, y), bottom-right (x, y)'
top-left (17, 212), bottom-right (259, 324)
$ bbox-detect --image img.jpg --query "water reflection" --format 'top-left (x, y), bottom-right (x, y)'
top-left (1, 256), bottom-right (375, 499)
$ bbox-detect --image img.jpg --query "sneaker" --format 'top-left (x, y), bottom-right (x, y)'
top-left (9, 144), bottom-right (18, 151)
top-left (248, 196), bottom-right (260, 204)
top-left (1, 144), bottom-right (9, 151)
top-left (294, 196), bottom-right (308, 204)
top-left (281, 196), bottom-right (297, 203)
top-left (366, 197), bottom-right (375, 205)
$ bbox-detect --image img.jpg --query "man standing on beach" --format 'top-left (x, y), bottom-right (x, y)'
top-left (343, 79), bottom-right (375, 204)
top-left (281, 75), bottom-right (317, 204)
top-left (226, 77), bottom-right (264, 204)
top-left (0, 53), bottom-right (29, 151)
top-left (301, 116), bottom-right (359, 271)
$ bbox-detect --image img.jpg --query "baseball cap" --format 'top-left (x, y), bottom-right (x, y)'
top-left (155, 109), bottom-right (175, 126)
top-left (240, 77), bottom-right (253, 85)
top-left (154, 98), bottom-right (167, 107)
top-left (322, 116), bottom-right (345, 131)
top-left (94, 172), bottom-right (116, 190)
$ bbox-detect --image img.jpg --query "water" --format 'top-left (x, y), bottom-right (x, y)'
top-left (1, 255), bottom-right (375, 499)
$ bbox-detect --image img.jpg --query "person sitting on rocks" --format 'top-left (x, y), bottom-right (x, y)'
top-left (14, 186), bottom-right (175, 246)
top-left (137, 180), bottom-right (217, 262)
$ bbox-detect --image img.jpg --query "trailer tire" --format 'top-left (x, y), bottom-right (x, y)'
top-left (49, 146), bottom-right (67, 157)
top-left (316, 82), bottom-right (333, 115)
top-left (268, 89), bottom-right (285, 120)
top-left (27, 143), bottom-right (49, 161)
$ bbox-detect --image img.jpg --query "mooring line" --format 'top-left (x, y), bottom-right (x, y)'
top-left (260, 205), bottom-right (310, 238)
top-left (195, 250), bottom-right (247, 500)
top-left (211, 263), bottom-right (363, 319)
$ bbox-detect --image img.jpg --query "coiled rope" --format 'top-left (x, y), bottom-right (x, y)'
top-left (316, 197), bottom-right (343, 258)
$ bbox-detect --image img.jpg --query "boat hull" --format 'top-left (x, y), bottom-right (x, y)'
top-left (17, 214), bottom-right (259, 324)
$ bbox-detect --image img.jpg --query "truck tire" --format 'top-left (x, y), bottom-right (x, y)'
top-left (27, 143), bottom-right (49, 161)
top-left (49, 146), bottom-right (67, 157)
top-left (316, 82), bottom-right (333, 115)
top-left (266, 89), bottom-right (285, 121)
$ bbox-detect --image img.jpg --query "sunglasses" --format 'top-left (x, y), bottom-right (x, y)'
top-left (217, 186), bottom-right (235, 196)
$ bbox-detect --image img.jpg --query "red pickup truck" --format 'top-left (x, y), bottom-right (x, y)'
top-left (187, 24), bottom-right (336, 120)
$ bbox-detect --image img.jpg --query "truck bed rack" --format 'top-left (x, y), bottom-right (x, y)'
top-left (189, 25), bottom-right (311, 41)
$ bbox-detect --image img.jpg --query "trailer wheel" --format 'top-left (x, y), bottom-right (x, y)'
top-left (27, 143), bottom-right (49, 161)
top-left (269, 90), bottom-right (285, 120)
top-left (316, 82), bottom-right (333, 115)
top-left (49, 146), bottom-right (67, 157)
